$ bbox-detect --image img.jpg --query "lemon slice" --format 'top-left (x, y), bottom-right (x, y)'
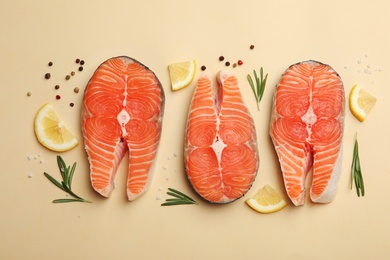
top-left (168, 60), bottom-right (196, 91)
top-left (245, 184), bottom-right (287, 213)
top-left (34, 103), bottom-right (78, 152)
top-left (349, 84), bottom-right (377, 122)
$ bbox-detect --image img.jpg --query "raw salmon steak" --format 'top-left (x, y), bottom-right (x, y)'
top-left (82, 56), bottom-right (165, 201)
top-left (184, 71), bottom-right (259, 204)
top-left (270, 60), bottom-right (344, 206)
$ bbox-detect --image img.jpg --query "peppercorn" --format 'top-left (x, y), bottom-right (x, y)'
top-left (70, 103), bottom-right (74, 107)
top-left (71, 71), bottom-right (75, 76)
top-left (74, 87), bottom-right (79, 93)
top-left (56, 95), bottom-right (61, 100)
top-left (238, 60), bottom-right (243, 66)
top-left (219, 56), bottom-right (225, 61)
top-left (48, 62), bottom-right (53, 66)
top-left (250, 45), bottom-right (255, 50)
top-left (80, 60), bottom-right (85, 65)
top-left (233, 63), bottom-right (237, 68)
top-left (65, 75), bottom-right (71, 80)
top-left (201, 65), bottom-right (206, 71)
top-left (225, 61), bottom-right (230, 66)
top-left (78, 66), bottom-right (83, 72)
top-left (27, 92), bottom-right (32, 96)
top-left (76, 58), bottom-right (80, 63)
top-left (55, 85), bottom-right (60, 90)
top-left (44, 73), bottom-right (51, 79)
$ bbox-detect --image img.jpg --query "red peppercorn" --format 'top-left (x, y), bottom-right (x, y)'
top-left (56, 95), bottom-right (61, 100)
top-left (238, 60), bottom-right (243, 66)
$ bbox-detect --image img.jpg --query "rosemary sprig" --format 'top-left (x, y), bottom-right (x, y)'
top-left (44, 156), bottom-right (92, 203)
top-left (161, 188), bottom-right (198, 206)
top-left (351, 134), bottom-right (364, 197)
top-left (247, 67), bottom-right (268, 111)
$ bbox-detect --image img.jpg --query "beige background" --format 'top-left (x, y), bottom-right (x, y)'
top-left (1, 0), bottom-right (390, 259)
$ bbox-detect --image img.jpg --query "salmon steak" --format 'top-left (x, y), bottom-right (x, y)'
top-left (82, 56), bottom-right (165, 201)
top-left (184, 71), bottom-right (259, 204)
top-left (270, 60), bottom-right (345, 206)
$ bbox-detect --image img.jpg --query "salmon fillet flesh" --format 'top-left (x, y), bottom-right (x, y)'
top-left (82, 56), bottom-right (165, 201)
top-left (185, 71), bottom-right (259, 204)
top-left (270, 60), bottom-right (345, 206)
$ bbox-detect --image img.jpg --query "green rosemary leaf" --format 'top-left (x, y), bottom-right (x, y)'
top-left (53, 199), bottom-right (84, 203)
top-left (351, 136), bottom-right (364, 197)
top-left (161, 200), bottom-right (197, 206)
top-left (69, 162), bottom-right (77, 189)
top-left (247, 67), bottom-right (268, 111)
top-left (161, 188), bottom-right (197, 206)
top-left (44, 172), bottom-right (66, 192)
top-left (167, 191), bottom-right (185, 200)
top-left (168, 188), bottom-right (196, 202)
top-left (165, 198), bottom-right (183, 202)
top-left (57, 156), bottom-right (67, 181)
top-left (44, 156), bottom-right (91, 204)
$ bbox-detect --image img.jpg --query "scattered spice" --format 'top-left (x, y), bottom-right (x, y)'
top-left (56, 95), bottom-right (61, 100)
top-left (201, 65), bottom-right (206, 71)
top-left (74, 87), bottom-right (79, 93)
top-left (78, 66), bottom-right (83, 72)
top-left (225, 61), bottom-right (230, 66)
top-left (238, 60), bottom-right (243, 66)
top-left (250, 45), bottom-right (255, 50)
top-left (65, 75), bottom-right (71, 80)
top-left (45, 73), bottom-right (51, 79)
top-left (54, 85), bottom-right (60, 90)
top-left (75, 58), bottom-right (80, 64)
top-left (48, 62), bottom-right (53, 66)
top-left (219, 56), bottom-right (225, 61)
top-left (71, 71), bottom-right (75, 76)
top-left (233, 63), bottom-right (237, 68)
top-left (80, 60), bottom-right (85, 65)
top-left (27, 92), bottom-right (32, 97)
top-left (70, 103), bottom-right (74, 107)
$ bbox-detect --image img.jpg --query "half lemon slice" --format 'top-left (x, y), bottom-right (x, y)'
top-left (34, 103), bottom-right (78, 152)
top-left (349, 84), bottom-right (377, 122)
top-left (245, 184), bottom-right (287, 213)
top-left (168, 60), bottom-right (196, 91)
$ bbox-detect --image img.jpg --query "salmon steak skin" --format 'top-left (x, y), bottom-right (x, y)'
top-left (82, 56), bottom-right (165, 201)
top-left (269, 60), bottom-right (345, 206)
top-left (184, 71), bottom-right (259, 204)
